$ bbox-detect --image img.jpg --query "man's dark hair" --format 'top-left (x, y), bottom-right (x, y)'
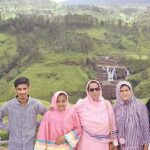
top-left (14, 77), bottom-right (30, 88)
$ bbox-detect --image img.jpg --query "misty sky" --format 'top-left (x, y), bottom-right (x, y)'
top-left (58, 0), bottom-right (150, 4)
top-left (51, 0), bottom-right (66, 2)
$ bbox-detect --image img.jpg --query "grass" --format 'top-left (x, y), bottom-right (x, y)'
top-left (0, 33), bottom-right (17, 67)
top-left (120, 52), bottom-right (148, 60)
top-left (74, 27), bottom-right (150, 61)
top-left (0, 33), bottom-right (17, 56)
top-left (0, 52), bottom-right (89, 103)
top-left (141, 98), bottom-right (149, 104)
top-left (22, 63), bottom-right (88, 102)
top-left (75, 28), bottom-right (108, 39)
top-left (0, 32), bottom-right (91, 104)
top-left (0, 27), bottom-right (150, 104)
top-left (44, 51), bottom-right (86, 66)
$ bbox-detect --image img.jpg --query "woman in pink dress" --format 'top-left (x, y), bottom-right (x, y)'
top-left (75, 80), bottom-right (118, 150)
top-left (34, 91), bottom-right (81, 150)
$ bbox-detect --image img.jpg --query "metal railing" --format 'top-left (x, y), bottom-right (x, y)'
top-left (0, 137), bottom-right (8, 145)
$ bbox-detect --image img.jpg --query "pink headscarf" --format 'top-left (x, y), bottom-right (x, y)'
top-left (86, 80), bottom-right (104, 103)
top-left (51, 91), bottom-right (70, 111)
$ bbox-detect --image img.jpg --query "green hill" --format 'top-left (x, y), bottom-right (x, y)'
top-left (1, 2), bottom-right (150, 142)
top-left (0, 7), bottom-right (150, 104)
top-left (0, 51), bottom-right (90, 103)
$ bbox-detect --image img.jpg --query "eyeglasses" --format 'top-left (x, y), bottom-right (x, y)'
top-left (89, 87), bottom-right (100, 92)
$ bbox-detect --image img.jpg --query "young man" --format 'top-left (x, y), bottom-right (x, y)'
top-left (0, 77), bottom-right (47, 150)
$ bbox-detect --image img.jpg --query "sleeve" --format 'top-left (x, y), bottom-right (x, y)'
top-left (35, 100), bottom-right (47, 128)
top-left (64, 109), bottom-right (82, 148)
top-left (139, 104), bottom-right (150, 145)
top-left (34, 112), bottom-right (50, 150)
top-left (36, 100), bottom-right (47, 115)
top-left (0, 103), bottom-right (9, 132)
top-left (107, 101), bottom-right (118, 146)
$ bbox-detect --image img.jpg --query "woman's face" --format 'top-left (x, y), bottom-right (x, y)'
top-left (88, 82), bottom-right (100, 101)
top-left (56, 94), bottom-right (67, 111)
top-left (120, 85), bottom-right (132, 101)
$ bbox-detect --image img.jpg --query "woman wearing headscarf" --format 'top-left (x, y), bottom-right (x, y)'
top-left (34, 91), bottom-right (81, 150)
top-left (114, 81), bottom-right (150, 150)
top-left (75, 80), bottom-right (118, 150)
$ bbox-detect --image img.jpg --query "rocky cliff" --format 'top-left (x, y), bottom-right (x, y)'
top-left (89, 56), bottom-right (129, 100)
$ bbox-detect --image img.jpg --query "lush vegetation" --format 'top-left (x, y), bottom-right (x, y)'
top-left (0, 5), bottom-right (150, 102)
top-left (0, 3), bottom-right (150, 141)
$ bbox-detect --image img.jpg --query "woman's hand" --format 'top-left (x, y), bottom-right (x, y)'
top-left (55, 136), bottom-right (65, 145)
top-left (113, 146), bottom-right (118, 150)
top-left (143, 144), bottom-right (148, 150)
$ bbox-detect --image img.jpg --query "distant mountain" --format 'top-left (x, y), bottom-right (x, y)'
top-left (64, 0), bottom-right (150, 5)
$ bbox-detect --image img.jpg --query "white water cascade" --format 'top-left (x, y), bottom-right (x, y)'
top-left (125, 68), bottom-right (130, 77)
top-left (105, 66), bottom-right (117, 82)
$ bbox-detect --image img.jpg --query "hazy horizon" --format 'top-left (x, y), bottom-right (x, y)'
top-left (63, 0), bottom-right (150, 5)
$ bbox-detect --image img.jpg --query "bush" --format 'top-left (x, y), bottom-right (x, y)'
top-left (134, 81), bottom-right (150, 98)
top-left (0, 130), bottom-right (9, 140)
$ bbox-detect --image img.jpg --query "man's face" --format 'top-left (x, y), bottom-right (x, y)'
top-left (15, 84), bottom-right (29, 103)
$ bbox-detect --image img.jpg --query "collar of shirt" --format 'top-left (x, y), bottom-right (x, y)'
top-left (14, 96), bottom-right (32, 106)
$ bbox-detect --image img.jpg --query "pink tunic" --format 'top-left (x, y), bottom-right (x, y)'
top-left (75, 80), bottom-right (118, 150)
top-left (34, 91), bottom-right (81, 150)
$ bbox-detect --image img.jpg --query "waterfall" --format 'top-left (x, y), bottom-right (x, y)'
top-left (125, 68), bottom-right (130, 78)
top-left (105, 66), bottom-right (116, 82)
